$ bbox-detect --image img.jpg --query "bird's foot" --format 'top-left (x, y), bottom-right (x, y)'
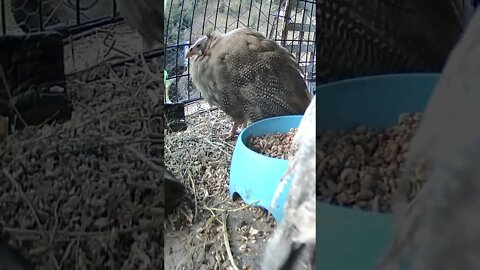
top-left (219, 130), bottom-right (238, 140)
top-left (218, 121), bottom-right (244, 140)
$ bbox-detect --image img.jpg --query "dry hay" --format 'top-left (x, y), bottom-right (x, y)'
top-left (0, 57), bottom-right (164, 269)
top-left (64, 22), bottom-right (158, 74)
top-left (164, 107), bottom-right (276, 270)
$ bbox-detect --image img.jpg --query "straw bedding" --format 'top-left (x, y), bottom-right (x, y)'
top-left (0, 58), bottom-right (164, 269)
top-left (164, 107), bottom-right (277, 270)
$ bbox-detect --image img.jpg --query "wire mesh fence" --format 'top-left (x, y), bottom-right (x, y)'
top-left (0, 0), bottom-right (115, 74)
top-left (0, 0), bottom-right (117, 35)
top-left (0, 0), bottom-right (165, 128)
top-left (165, 0), bottom-right (316, 104)
top-left (0, 0), bottom-right (167, 76)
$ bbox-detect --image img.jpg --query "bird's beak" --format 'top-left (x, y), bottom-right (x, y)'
top-left (186, 49), bottom-right (193, 58)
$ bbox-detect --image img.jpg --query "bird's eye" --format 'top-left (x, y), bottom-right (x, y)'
top-left (196, 44), bottom-right (200, 48)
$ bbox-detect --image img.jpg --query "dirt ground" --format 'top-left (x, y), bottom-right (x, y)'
top-left (164, 107), bottom-right (277, 270)
top-left (165, 202), bottom-right (276, 270)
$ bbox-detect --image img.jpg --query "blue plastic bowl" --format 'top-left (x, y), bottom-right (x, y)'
top-left (316, 73), bottom-right (440, 270)
top-left (229, 115), bottom-right (303, 222)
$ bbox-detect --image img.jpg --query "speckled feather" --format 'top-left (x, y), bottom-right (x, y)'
top-left (190, 28), bottom-right (311, 125)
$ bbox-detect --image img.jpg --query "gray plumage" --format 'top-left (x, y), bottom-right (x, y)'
top-left (187, 27), bottom-right (311, 139)
top-left (262, 97), bottom-right (316, 270)
top-left (377, 8), bottom-right (480, 270)
top-left (115, 0), bottom-right (164, 50)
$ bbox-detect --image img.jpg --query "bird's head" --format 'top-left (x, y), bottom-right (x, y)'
top-left (187, 36), bottom-right (208, 59)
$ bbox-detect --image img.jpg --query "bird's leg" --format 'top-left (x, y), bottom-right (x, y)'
top-left (235, 119), bottom-right (249, 134)
top-left (241, 120), bottom-right (249, 129)
top-left (220, 120), bottom-right (242, 140)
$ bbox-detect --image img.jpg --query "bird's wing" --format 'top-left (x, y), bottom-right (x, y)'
top-left (209, 28), bottom-right (310, 121)
top-left (377, 9), bottom-right (480, 270)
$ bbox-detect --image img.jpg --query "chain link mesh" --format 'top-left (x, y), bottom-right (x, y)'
top-left (1, 0), bottom-right (114, 34)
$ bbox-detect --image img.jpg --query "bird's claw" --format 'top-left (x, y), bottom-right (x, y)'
top-left (219, 121), bottom-right (245, 140)
top-left (219, 131), bottom-right (238, 141)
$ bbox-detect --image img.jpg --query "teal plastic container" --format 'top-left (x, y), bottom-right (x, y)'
top-left (229, 115), bottom-right (303, 222)
top-left (316, 73), bottom-right (440, 270)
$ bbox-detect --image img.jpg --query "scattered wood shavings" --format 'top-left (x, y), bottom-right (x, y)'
top-left (317, 113), bottom-right (424, 212)
top-left (247, 128), bottom-right (298, 159)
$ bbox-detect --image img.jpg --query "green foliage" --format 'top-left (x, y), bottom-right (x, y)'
top-left (166, 0), bottom-right (195, 45)
top-left (204, 25), bottom-right (215, 35)
top-left (249, 12), bottom-right (259, 28)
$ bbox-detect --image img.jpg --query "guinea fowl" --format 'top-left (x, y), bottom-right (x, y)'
top-left (316, 0), bottom-right (468, 84)
top-left (187, 27), bottom-right (311, 140)
top-left (377, 8), bottom-right (480, 270)
top-left (114, 0), bottom-right (164, 50)
top-left (262, 96), bottom-right (316, 270)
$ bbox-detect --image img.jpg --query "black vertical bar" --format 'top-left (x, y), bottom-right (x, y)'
top-left (214, 0), bottom-right (221, 29)
top-left (38, 0), bottom-right (44, 31)
top-left (307, 0), bottom-right (315, 94)
top-left (298, 0), bottom-right (309, 64)
top-left (257, 0), bottom-right (263, 31)
top-left (76, 0), bottom-right (81, 25)
top-left (113, 0), bottom-right (117, 17)
top-left (165, 1), bottom-right (174, 97)
top-left (201, 0), bottom-right (208, 35)
top-left (266, 0), bottom-right (273, 36)
top-left (225, 0), bottom-right (232, 31)
top-left (274, 2), bottom-right (282, 41)
top-left (292, 0), bottom-right (300, 54)
top-left (1, 0), bottom-right (6, 34)
top-left (166, 0), bottom-right (174, 45)
top-left (174, 0), bottom-right (186, 101)
top-left (187, 0), bottom-right (199, 101)
top-left (309, 0), bottom-right (315, 74)
top-left (247, 0), bottom-right (254, 27)
top-left (236, 0), bottom-right (242, 28)
top-left (188, 0), bottom-right (198, 44)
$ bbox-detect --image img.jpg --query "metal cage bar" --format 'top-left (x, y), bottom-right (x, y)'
top-left (0, 0), bottom-right (5, 34)
top-left (0, 0), bottom-right (119, 36)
